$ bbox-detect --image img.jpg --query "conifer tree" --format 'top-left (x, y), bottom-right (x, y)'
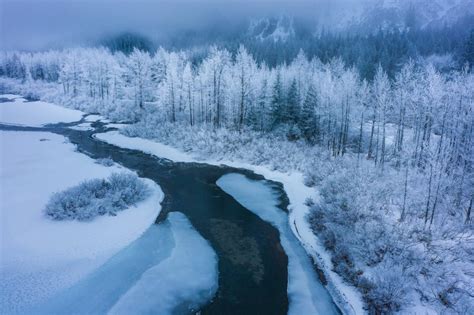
top-left (299, 84), bottom-right (318, 142)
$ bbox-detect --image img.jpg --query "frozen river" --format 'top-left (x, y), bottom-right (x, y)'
top-left (1, 117), bottom-right (339, 314)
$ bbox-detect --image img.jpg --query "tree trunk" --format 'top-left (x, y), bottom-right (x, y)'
top-left (466, 198), bottom-right (473, 224)
top-left (424, 164), bottom-right (433, 227)
top-left (400, 165), bottom-right (409, 221)
top-left (381, 106), bottom-right (386, 170)
top-left (430, 174), bottom-right (441, 227)
top-left (358, 112), bottom-right (364, 163)
top-left (239, 73), bottom-right (245, 130)
top-left (368, 117), bottom-right (375, 159)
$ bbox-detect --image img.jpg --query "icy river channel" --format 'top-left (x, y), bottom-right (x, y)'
top-left (0, 119), bottom-right (340, 315)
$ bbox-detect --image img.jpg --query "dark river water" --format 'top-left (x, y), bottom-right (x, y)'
top-left (0, 119), bottom-right (338, 315)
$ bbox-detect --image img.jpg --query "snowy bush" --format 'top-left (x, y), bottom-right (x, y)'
top-left (44, 173), bottom-right (150, 221)
top-left (95, 157), bottom-right (115, 167)
top-left (365, 265), bottom-right (409, 314)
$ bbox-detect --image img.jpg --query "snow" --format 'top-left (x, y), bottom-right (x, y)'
top-left (68, 122), bottom-right (93, 131)
top-left (28, 212), bottom-right (217, 315)
top-left (0, 94), bottom-right (83, 127)
top-left (109, 212), bottom-right (219, 315)
top-left (94, 130), bottom-right (365, 314)
top-left (95, 131), bottom-right (194, 162)
top-left (105, 123), bottom-right (129, 130)
top-left (84, 114), bottom-right (104, 122)
top-left (0, 94), bottom-right (25, 100)
top-left (217, 173), bottom-right (338, 315)
top-left (30, 222), bottom-right (174, 314)
top-left (0, 131), bottom-right (163, 314)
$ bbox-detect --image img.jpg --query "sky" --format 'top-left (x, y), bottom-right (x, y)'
top-left (0, 0), bottom-right (361, 51)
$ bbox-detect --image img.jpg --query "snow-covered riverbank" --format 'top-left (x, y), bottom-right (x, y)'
top-left (95, 130), bottom-right (365, 314)
top-left (0, 95), bottom-right (83, 126)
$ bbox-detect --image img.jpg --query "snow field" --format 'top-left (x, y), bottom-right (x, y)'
top-left (0, 94), bottom-right (83, 126)
top-left (0, 131), bottom-right (163, 313)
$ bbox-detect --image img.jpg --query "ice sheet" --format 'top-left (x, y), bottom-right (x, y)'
top-left (109, 212), bottom-right (219, 315)
top-left (32, 222), bottom-right (174, 314)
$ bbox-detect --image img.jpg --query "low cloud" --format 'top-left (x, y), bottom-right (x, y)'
top-left (0, 0), bottom-right (361, 51)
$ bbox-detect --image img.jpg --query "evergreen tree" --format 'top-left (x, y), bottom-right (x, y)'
top-left (299, 84), bottom-right (318, 142)
top-left (5, 54), bottom-right (26, 80)
top-left (248, 79), bottom-right (268, 131)
top-left (270, 72), bottom-right (285, 128)
top-left (461, 29), bottom-right (474, 71)
top-left (286, 79), bottom-right (300, 124)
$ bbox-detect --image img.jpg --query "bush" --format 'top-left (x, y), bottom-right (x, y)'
top-left (95, 157), bottom-right (114, 167)
top-left (321, 229), bottom-right (336, 250)
top-left (45, 173), bottom-right (150, 221)
top-left (365, 266), bottom-right (409, 314)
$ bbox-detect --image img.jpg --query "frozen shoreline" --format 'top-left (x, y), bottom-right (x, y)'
top-left (0, 130), bottom-right (164, 313)
top-left (95, 130), bottom-right (365, 314)
top-left (217, 173), bottom-right (339, 314)
top-left (0, 95), bottom-right (83, 126)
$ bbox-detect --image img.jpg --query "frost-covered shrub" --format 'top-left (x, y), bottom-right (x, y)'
top-left (23, 90), bottom-right (41, 101)
top-left (45, 173), bottom-right (150, 221)
top-left (365, 266), bottom-right (409, 314)
top-left (95, 157), bottom-right (114, 167)
top-left (122, 120), bottom-right (316, 174)
top-left (308, 205), bottom-right (325, 231)
top-left (356, 276), bottom-right (375, 295)
top-left (321, 228), bottom-right (336, 250)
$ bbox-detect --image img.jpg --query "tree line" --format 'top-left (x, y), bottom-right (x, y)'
top-left (1, 46), bottom-right (473, 225)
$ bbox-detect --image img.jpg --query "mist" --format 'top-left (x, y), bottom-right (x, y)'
top-left (0, 0), bottom-right (361, 51)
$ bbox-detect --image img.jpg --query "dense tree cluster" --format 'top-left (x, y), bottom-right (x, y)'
top-left (1, 46), bottom-right (472, 225)
top-left (240, 25), bottom-right (471, 78)
top-left (6, 22), bottom-right (472, 80)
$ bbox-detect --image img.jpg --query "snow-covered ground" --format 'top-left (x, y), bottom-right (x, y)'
top-left (68, 122), bottom-right (94, 131)
top-left (0, 131), bottom-right (163, 313)
top-left (106, 123), bottom-right (128, 130)
top-left (0, 94), bottom-right (83, 126)
top-left (95, 130), bottom-right (365, 314)
top-left (217, 173), bottom-right (339, 315)
top-left (95, 131), bottom-right (194, 163)
top-left (83, 114), bottom-right (104, 122)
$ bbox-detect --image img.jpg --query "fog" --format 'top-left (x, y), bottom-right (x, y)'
top-left (0, 0), bottom-right (361, 51)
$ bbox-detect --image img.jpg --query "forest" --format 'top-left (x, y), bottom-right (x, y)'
top-left (98, 22), bottom-right (474, 79)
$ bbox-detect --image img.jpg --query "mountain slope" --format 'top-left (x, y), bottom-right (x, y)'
top-left (351, 0), bottom-right (474, 31)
